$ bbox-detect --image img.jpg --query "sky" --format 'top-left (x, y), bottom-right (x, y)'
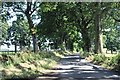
top-left (6, 7), bottom-right (40, 26)
top-left (7, 7), bottom-right (17, 26)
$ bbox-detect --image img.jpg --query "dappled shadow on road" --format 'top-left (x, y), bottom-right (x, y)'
top-left (5, 54), bottom-right (120, 80)
top-left (52, 54), bottom-right (120, 80)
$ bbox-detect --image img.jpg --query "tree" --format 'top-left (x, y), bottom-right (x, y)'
top-left (38, 2), bottom-right (96, 52)
top-left (94, 3), bottom-right (103, 53)
top-left (93, 3), bottom-right (120, 54)
top-left (37, 2), bottom-right (75, 51)
top-left (0, 5), bottom-right (9, 47)
top-left (3, 1), bottom-right (40, 52)
top-left (109, 3), bottom-right (120, 22)
top-left (7, 19), bottom-right (30, 52)
top-left (67, 2), bottom-right (94, 52)
top-left (93, 2), bottom-right (114, 54)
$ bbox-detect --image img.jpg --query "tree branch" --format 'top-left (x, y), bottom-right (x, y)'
top-left (13, 3), bottom-right (25, 13)
top-left (25, 2), bottom-right (32, 15)
top-left (30, 5), bottom-right (39, 15)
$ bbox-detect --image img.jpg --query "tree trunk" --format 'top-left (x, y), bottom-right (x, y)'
top-left (14, 36), bottom-right (17, 53)
top-left (25, 13), bottom-right (38, 53)
top-left (15, 41), bottom-right (17, 53)
top-left (81, 29), bottom-right (91, 52)
top-left (94, 3), bottom-right (103, 54)
top-left (24, 2), bottom-right (38, 53)
top-left (58, 32), bottom-right (66, 51)
top-left (59, 38), bottom-right (65, 51)
top-left (54, 39), bottom-right (58, 49)
top-left (65, 38), bottom-right (74, 51)
top-left (32, 34), bottom-right (38, 52)
top-left (69, 40), bottom-right (74, 51)
top-left (20, 43), bottom-right (22, 51)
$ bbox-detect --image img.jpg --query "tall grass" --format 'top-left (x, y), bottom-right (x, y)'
top-left (0, 50), bottom-right (65, 79)
top-left (81, 52), bottom-right (120, 72)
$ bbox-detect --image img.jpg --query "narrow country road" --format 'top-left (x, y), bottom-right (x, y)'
top-left (35, 54), bottom-right (120, 80)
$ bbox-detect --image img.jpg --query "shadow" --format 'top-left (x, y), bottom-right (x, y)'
top-left (54, 55), bottom-right (120, 80)
top-left (5, 54), bottom-right (120, 80)
top-left (5, 73), bottom-right (59, 80)
top-left (57, 69), bottom-right (120, 80)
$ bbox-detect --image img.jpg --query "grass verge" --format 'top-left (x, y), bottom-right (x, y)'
top-left (0, 50), bottom-right (68, 80)
top-left (80, 52), bottom-right (120, 72)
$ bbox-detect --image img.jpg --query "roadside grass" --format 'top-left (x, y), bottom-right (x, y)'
top-left (0, 52), bottom-right (16, 55)
top-left (80, 52), bottom-right (120, 72)
top-left (0, 50), bottom-right (68, 79)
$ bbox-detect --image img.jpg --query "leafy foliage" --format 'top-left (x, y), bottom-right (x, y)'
top-left (92, 54), bottom-right (120, 71)
top-left (0, 16), bottom-right (9, 45)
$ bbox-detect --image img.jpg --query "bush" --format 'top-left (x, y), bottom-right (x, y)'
top-left (80, 51), bottom-right (92, 58)
top-left (90, 53), bottom-right (120, 72)
top-left (93, 54), bottom-right (106, 65)
top-left (114, 54), bottom-right (120, 71)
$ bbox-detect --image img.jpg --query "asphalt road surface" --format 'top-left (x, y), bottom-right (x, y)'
top-left (35, 54), bottom-right (120, 80)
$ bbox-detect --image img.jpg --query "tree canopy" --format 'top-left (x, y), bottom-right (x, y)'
top-left (0, 2), bottom-right (120, 53)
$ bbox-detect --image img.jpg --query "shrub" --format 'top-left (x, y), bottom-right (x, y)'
top-left (80, 51), bottom-right (94, 59)
top-left (114, 54), bottom-right (120, 71)
top-left (93, 54), bottom-right (106, 65)
top-left (91, 53), bottom-right (120, 72)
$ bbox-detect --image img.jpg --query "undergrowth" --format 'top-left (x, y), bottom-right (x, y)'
top-left (0, 50), bottom-right (67, 79)
top-left (80, 51), bottom-right (120, 72)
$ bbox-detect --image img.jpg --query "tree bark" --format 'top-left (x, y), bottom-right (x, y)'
top-left (77, 18), bottom-right (91, 52)
top-left (81, 29), bottom-right (91, 52)
top-left (14, 40), bottom-right (17, 53)
top-left (26, 16), bottom-right (38, 52)
top-left (94, 3), bottom-right (103, 54)
top-left (32, 34), bottom-right (37, 52)
top-left (25, 5), bottom-right (38, 53)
